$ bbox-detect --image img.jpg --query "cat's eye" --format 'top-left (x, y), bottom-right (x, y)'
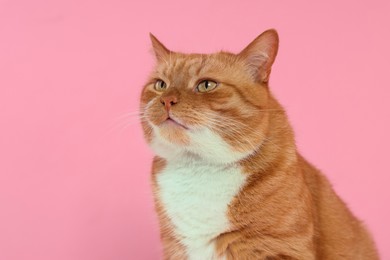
top-left (196, 80), bottom-right (218, 93)
top-left (154, 80), bottom-right (167, 91)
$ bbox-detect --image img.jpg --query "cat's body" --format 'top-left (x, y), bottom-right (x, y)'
top-left (140, 29), bottom-right (378, 259)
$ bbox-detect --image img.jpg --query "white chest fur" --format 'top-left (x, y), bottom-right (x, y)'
top-left (156, 159), bottom-right (247, 260)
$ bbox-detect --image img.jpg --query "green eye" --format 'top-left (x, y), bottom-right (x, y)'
top-left (154, 80), bottom-right (167, 91)
top-left (197, 80), bottom-right (218, 93)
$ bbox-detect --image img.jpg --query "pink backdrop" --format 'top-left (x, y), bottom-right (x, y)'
top-left (1, 0), bottom-right (389, 259)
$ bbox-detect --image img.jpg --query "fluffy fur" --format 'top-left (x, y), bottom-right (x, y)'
top-left (140, 29), bottom-right (379, 259)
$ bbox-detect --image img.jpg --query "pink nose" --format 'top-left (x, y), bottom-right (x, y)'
top-left (160, 95), bottom-right (178, 111)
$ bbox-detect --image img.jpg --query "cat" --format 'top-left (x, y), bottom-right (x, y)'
top-left (139, 29), bottom-right (379, 260)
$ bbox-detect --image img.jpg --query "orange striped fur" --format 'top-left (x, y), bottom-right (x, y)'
top-left (140, 29), bottom-right (378, 259)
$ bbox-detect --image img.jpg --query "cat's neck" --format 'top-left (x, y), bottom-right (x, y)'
top-left (165, 151), bottom-right (238, 170)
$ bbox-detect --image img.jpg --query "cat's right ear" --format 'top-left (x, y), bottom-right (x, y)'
top-left (149, 33), bottom-right (171, 63)
top-left (238, 29), bottom-right (279, 84)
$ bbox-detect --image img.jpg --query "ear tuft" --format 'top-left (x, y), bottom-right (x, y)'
top-left (149, 33), bottom-right (171, 63)
top-left (238, 29), bottom-right (279, 83)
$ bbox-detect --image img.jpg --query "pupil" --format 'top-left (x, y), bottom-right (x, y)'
top-left (205, 81), bottom-right (209, 89)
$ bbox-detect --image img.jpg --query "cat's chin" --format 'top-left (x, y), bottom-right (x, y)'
top-left (153, 121), bottom-right (191, 147)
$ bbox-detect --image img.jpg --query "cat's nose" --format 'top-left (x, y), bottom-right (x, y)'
top-left (160, 95), bottom-right (178, 111)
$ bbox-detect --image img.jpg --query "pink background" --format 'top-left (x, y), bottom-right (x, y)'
top-left (0, 0), bottom-right (389, 259)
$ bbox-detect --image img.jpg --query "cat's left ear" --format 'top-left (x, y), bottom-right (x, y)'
top-left (149, 33), bottom-right (171, 63)
top-left (238, 29), bottom-right (279, 83)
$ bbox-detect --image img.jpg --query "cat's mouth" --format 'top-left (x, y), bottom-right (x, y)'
top-left (161, 116), bottom-right (189, 130)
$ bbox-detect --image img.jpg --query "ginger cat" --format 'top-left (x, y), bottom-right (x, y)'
top-left (140, 29), bottom-right (379, 259)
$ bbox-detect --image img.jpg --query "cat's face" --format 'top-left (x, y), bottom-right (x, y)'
top-left (140, 30), bottom-right (279, 164)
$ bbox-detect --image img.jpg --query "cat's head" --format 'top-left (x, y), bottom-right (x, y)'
top-left (140, 29), bottom-right (279, 164)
